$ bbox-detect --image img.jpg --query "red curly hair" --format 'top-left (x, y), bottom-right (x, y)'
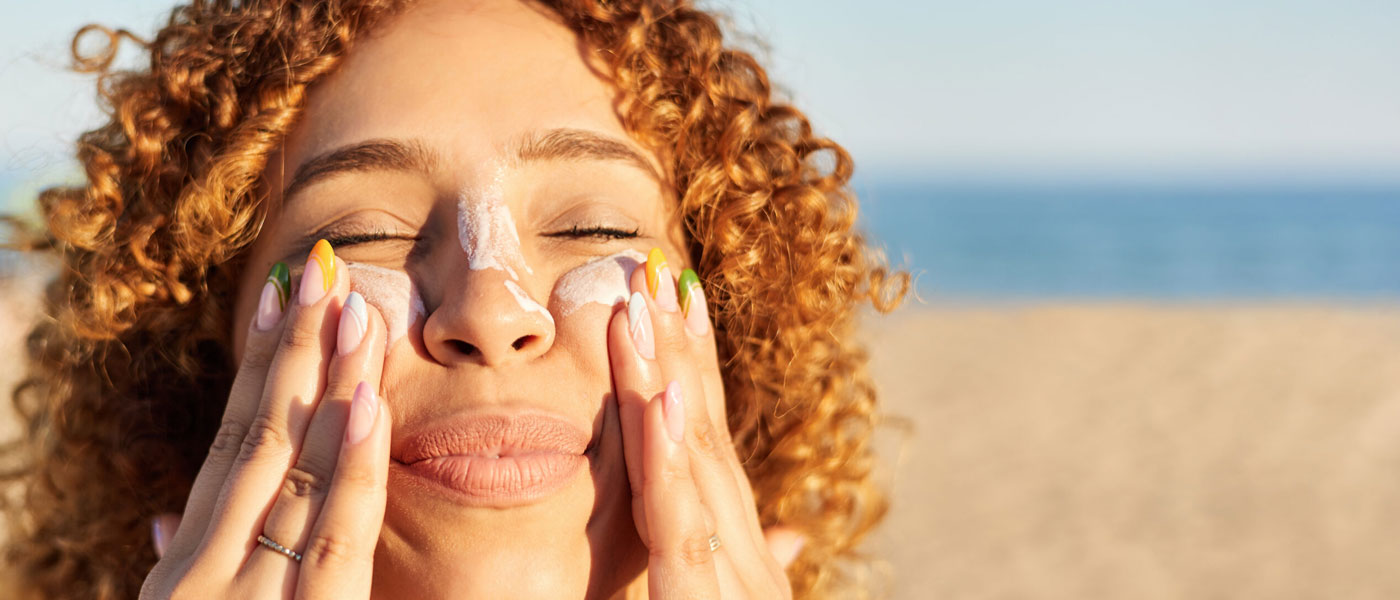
top-left (0, 0), bottom-right (907, 598)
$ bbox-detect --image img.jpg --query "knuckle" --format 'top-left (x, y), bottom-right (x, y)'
top-left (668, 532), bottom-right (716, 568)
top-left (320, 377), bottom-right (359, 406)
top-left (281, 465), bottom-right (331, 501)
top-left (302, 531), bottom-right (364, 570)
top-left (236, 413), bottom-right (292, 467)
top-left (277, 318), bottom-right (325, 354)
top-left (209, 418), bottom-right (249, 458)
top-left (690, 420), bottom-right (725, 461)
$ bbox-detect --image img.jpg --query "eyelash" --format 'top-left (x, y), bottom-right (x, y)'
top-left (322, 231), bottom-right (418, 247)
top-left (544, 225), bottom-right (640, 241)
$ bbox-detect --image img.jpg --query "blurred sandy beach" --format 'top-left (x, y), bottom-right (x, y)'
top-left (864, 303), bottom-right (1400, 599)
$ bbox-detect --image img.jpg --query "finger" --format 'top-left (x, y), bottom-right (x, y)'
top-left (298, 381), bottom-right (392, 599)
top-left (241, 294), bottom-right (386, 589)
top-left (762, 526), bottom-right (806, 569)
top-left (679, 267), bottom-right (766, 558)
top-left (643, 382), bottom-right (720, 598)
top-left (151, 512), bottom-right (182, 559)
top-left (166, 260), bottom-right (293, 559)
top-left (201, 241), bottom-right (348, 569)
top-left (607, 289), bottom-right (662, 545)
top-left (635, 251), bottom-right (773, 574)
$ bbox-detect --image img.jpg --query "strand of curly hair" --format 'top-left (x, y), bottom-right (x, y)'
top-left (0, 1), bottom-right (907, 598)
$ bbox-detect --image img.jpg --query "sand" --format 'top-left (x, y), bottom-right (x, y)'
top-left (862, 303), bottom-right (1400, 599)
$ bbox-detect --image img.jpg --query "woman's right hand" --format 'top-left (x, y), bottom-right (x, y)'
top-left (140, 240), bottom-right (393, 599)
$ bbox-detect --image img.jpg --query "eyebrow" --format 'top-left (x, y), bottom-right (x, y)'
top-left (281, 128), bottom-right (658, 202)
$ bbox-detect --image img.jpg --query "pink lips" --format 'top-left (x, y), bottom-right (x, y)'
top-left (393, 413), bottom-right (591, 507)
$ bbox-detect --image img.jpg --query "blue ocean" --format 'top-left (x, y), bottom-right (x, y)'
top-left (852, 178), bottom-right (1400, 301)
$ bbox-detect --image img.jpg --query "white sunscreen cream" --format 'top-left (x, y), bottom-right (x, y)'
top-left (551, 249), bottom-right (647, 316)
top-left (504, 279), bottom-right (554, 327)
top-left (457, 165), bottom-right (532, 280)
top-left (346, 262), bottom-right (424, 347)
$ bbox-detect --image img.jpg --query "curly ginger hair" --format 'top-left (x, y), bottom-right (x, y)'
top-left (0, 0), bottom-right (907, 598)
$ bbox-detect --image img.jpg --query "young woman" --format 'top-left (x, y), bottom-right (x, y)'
top-left (1, 0), bottom-right (905, 597)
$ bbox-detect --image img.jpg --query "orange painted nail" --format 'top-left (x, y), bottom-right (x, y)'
top-left (310, 239), bottom-right (336, 291)
top-left (645, 247), bottom-right (667, 299)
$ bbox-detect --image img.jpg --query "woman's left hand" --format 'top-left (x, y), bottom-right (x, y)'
top-left (608, 248), bottom-right (802, 599)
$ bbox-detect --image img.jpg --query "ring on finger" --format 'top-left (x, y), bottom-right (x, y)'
top-left (256, 533), bottom-right (303, 562)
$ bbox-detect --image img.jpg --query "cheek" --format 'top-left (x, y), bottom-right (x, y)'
top-left (346, 263), bottom-right (425, 349)
top-left (549, 249), bottom-right (646, 317)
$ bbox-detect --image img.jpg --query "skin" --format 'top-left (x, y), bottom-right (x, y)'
top-left (140, 0), bottom-right (799, 598)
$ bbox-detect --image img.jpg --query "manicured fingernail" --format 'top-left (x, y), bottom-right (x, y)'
top-left (627, 291), bottom-right (655, 360)
top-left (663, 380), bottom-right (684, 443)
top-left (151, 514), bottom-right (178, 558)
top-left (299, 239), bottom-right (336, 306)
top-left (645, 248), bottom-right (668, 300)
top-left (346, 381), bottom-right (378, 444)
top-left (338, 292), bottom-right (367, 356)
top-left (678, 268), bottom-right (709, 335)
top-left (255, 262), bottom-right (290, 331)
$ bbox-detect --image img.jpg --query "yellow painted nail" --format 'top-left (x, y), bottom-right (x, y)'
top-left (311, 238), bottom-right (336, 291)
top-left (645, 247), bottom-right (667, 299)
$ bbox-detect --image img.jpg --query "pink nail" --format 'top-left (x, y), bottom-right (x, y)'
top-left (663, 381), bottom-right (684, 443)
top-left (346, 382), bottom-right (377, 444)
top-left (338, 292), bottom-right (367, 356)
top-left (254, 281), bottom-right (282, 331)
top-left (151, 514), bottom-right (179, 558)
top-left (655, 266), bottom-right (679, 312)
top-left (627, 291), bottom-right (655, 360)
top-left (682, 277), bottom-right (709, 336)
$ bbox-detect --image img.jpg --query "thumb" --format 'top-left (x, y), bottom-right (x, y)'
top-left (150, 512), bottom-right (182, 558)
top-left (763, 526), bottom-right (806, 568)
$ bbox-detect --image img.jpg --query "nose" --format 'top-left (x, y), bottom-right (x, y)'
top-left (422, 266), bottom-right (556, 366)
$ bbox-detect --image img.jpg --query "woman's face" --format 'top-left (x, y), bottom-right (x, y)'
top-left (229, 0), bottom-right (682, 596)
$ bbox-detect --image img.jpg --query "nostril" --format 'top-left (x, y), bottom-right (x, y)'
top-left (511, 335), bottom-right (536, 351)
top-left (449, 340), bottom-right (478, 356)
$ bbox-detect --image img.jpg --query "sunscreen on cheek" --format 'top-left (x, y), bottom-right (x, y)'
top-left (346, 263), bottom-right (425, 348)
top-left (551, 249), bottom-right (646, 316)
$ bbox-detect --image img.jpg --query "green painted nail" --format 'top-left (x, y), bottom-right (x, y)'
top-left (678, 268), bottom-right (701, 317)
top-left (266, 262), bottom-right (290, 310)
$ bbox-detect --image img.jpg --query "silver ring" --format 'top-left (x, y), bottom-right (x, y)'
top-left (257, 534), bottom-right (303, 562)
top-left (708, 533), bottom-right (721, 553)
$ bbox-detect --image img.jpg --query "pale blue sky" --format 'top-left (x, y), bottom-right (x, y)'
top-left (3, 0), bottom-right (1399, 200)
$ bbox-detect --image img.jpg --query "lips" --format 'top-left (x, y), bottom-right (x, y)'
top-left (392, 413), bottom-right (592, 507)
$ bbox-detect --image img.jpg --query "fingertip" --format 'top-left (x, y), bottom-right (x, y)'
top-left (764, 526), bottom-right (807, 568)
top-left (151, 513), bottom-right (181, 558)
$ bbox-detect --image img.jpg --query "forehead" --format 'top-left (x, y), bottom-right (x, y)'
top-left (275, 0), bottom-right (640, 186)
